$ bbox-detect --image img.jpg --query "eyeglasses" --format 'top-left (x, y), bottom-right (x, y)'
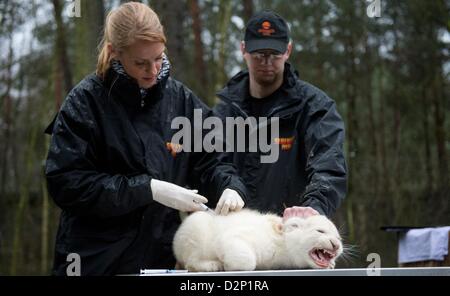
top-left (250, 51), bottom-right (284, 63)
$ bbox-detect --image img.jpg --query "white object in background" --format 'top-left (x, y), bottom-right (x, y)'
top-left (398, 226), bottom-right (450, 263)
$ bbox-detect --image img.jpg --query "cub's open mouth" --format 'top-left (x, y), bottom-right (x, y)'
top-left (309, 248), bottom-right (336, 268)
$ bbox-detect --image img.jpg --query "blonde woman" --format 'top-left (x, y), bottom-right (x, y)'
top-left (45, 2), bottom-right (247, 275)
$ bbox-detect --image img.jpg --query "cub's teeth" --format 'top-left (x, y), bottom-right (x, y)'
top-left (317, 251), bottom-right (324, 260)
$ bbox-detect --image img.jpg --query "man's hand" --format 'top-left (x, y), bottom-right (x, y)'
top-left (215, 188), bottom-right (245, 215)
top-left (282, 206), bottom-right (319, 222)
top-left (150, 179), bottom-right (208, 212)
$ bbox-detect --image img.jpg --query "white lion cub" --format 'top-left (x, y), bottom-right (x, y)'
top-left (173, 209), bottom-right (343, 272)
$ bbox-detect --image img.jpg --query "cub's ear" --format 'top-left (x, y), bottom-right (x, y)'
top-left (273, 222), bottom-right (283, 235)
top-left (269, 217), bottom-right (284, 235)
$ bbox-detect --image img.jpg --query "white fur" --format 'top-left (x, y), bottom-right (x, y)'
top-left (173, 209), bottom-right (343, 272)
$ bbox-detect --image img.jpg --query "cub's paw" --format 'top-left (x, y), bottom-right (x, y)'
top-left (328, 261), bottom-right (336, 269)
top-left (186, 260), bottom-right (223, 272)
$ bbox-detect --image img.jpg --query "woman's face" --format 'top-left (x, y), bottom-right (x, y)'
top-left (113, 40), bottom-right (165, 89)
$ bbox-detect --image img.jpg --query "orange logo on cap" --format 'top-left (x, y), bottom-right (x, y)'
top-left (258, 21), bottom-right (275, 36)
top-left (262, 21), bottom-right (271, 29)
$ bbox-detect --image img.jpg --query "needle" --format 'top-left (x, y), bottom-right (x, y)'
top-left (194, 200), bottom-right (216, 215)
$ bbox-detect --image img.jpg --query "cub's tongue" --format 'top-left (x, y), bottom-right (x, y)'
top-left (310, 249), bottom-right (333, 268)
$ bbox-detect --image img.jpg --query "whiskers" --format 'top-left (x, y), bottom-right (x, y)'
top-left (333, 222), bottom-right (360, 265)
top-left (337, 243), bottom-right (360, 265)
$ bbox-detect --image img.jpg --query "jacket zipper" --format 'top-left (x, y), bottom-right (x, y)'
top-left (217, 93), bottom-right (302, 119)
top-left (107, 76), bottom-right (120, 99)
top-left (216, 94), bottom-right (249, 118)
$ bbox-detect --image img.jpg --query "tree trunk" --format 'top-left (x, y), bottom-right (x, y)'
top-left (51, 1), bottom-right (64, 108)
top-left (377, 65), bottom-right (390, 199)
top-left (432, 71), bottom-right (449, 197)
top-left (216, 0), bottom-right (232, 90)
top-left (0, 20), bottom-right (14, 198)
top-left (10, 108), bottom-right (39, 275)
top-left (432, 70), bottom-right (450, 221)
top-left (343, 35), bottom-right (358, 197)
top-left (152, 0), bottom-right (187, 82)
top-left (336, 2), bottom-right (360, 244)
top-left (391, 11), bottom-right (402, 211)
top-left (74, 0), bottom-right (104, 83)
top-left (366, 66), bottom-right (379, 197)
top-left (242, 0), bottom-right (254, 23)
top-left (188, 0), bottom-right (209, 103)
top-left (52, 0), bottom-right (73, 95)
top-left (421, 87), bottom-right (433, 195)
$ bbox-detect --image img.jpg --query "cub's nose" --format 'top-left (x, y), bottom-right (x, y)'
top-left (330, 239), bottom-right (340, 252)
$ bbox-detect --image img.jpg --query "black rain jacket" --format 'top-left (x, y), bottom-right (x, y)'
top-left (44, 64), bottom-right (247, 275)
top-left (214, 63), bottom-right (347, 217)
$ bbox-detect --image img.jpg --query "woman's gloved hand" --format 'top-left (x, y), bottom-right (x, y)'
top-left (215, 188), bottom-right (245, 215)
top-left (150, 179), bottom-right (208, 212)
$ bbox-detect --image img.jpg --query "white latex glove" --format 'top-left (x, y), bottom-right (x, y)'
top-left (150, 179), bottom-right (208, 212)
top-left (215, 188), bottom-right (245, 215)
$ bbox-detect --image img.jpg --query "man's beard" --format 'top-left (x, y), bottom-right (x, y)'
top-left (254, 73), bottom-right (278, 86)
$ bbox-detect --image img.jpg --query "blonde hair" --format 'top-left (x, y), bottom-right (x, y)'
top-left (96, 2), bottom-right (166, 78)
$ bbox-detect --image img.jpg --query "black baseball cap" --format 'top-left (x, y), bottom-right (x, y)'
top-left (244, 10), bottom-right (289, 54)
